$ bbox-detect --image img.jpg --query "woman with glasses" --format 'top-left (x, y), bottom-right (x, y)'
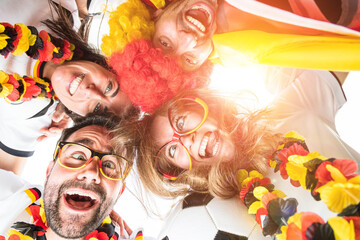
top-left (119, 68), bottom-right (360, 209)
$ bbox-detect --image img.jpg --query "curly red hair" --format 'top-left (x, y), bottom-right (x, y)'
top-left (109, 39), bottom-right (212, 112)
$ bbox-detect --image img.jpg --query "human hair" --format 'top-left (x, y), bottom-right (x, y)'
top-left (101, 0), bottom-right (154, 56)
top-left (109, 39), bottom-right (213, 112)
top-left (42, 1), bottom-right (109, 69)
top-left (57, 112), bottom-right (135, 166)
top-left (133, 88), bottom-right (282, 199)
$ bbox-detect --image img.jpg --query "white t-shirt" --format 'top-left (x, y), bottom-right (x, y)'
top-left (0, 0), bottom-right (81, 156)
top-left (264, 69), bottom-right (360, 221)
top-left (0, 169), bottom-right (42, 236)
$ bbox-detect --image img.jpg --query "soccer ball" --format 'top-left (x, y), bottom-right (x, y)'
top-left (158, 193), bottom-right (266, 240)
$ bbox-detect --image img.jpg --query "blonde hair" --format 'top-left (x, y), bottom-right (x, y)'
top-left (129, 89), bottom-right (282, 199)
top-left (101, 0), bottom-right (154, 56)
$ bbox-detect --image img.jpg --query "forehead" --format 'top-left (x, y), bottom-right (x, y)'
top-left (66, 125), bottom-right (112, 151)
top-left (150, 115), bottom-right (172, 146)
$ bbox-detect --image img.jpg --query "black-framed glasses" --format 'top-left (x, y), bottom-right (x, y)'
top-left (53, 142), bottom-right (131, 181)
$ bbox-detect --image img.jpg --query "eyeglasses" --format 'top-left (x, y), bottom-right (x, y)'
top-left (155, 97), bottom-right (208, 180)
top-left (53, 142), bottom-right (131, 181)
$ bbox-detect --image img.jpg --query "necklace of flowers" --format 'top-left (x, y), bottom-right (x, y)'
top-left (238, 131), bottom-right (360, 239)
top-left (1, 199), bottom-right (119, 240)
top-left (0, 22), bottom-right (75, 102)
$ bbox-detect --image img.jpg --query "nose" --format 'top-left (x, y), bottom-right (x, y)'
top-left (176, 31), bottom-right (197, 55)
top-left (180, 133), bottom-right (195, 153)
top-left (76, 157), bottom-right (101, 184)
top-left (79, 83), bottom-right (104, 101)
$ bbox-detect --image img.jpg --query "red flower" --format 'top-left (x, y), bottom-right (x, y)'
top-left (255, 207), bottom-right (268, 228)
top-left (314, 159), bottom-right (358, 192)
top-left (38, 30), bottom-right (55, 62)
top-left (261, 192), bottom-right (279, 208)
top-left (85, 230), bottom-right (109, 240)
top-left (239, 177), bottom-right (262, 201)
top-left (12, 24), bottom-right (22, 51)
top-left (286, 212), bottom-right (324, 240)
top-left (344, 216), bottom-right (360, 240)
top-left (277, 143), bottom-right (309, 180)
top-left (51, 39), bottom-right (72, 63)
top-left (8, 235), bottom-right (20, 240)
top-left (22, 77), bottom-right (41, 101)
top-left (290, 179), bottom-right (301, 187)
top-left (29, 204), bottom-right (48, 231)
top-left (4, 74), bottom-right (19, 101)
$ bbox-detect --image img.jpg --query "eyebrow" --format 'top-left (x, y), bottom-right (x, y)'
top-left (75, 139), bottom-right (94, 147)
top-left (111, 83), bottom-right (120, 98)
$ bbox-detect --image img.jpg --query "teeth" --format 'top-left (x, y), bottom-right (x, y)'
top-left (69, 74), bottom-right (85, 96)
top-left (213, 141), bottom-right (219, 156)
top-left (66, 190), bottom-right (96, 200)
top-left (199, 135), bottom-right (209, 157)
top-left (190, 5), bottom-right (212, 24)
top-left (186, 15), bottom-right (206, 32)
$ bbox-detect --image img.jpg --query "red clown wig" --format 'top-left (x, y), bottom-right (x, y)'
top-left (109, 39), bottom-right (212, 112)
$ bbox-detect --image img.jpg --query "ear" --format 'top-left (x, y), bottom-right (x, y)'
top-left (46, 161), bottom-right (55, 178)
top-left (117, 182), bottom-right (126, 200)
top-left (152, 9), bottom-right (163, 21)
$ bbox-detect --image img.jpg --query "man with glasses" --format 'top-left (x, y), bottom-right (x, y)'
top-left (0, 113), bottom-right (138, 240)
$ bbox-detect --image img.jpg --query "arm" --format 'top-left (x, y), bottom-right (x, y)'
top-left (0, 149), bottom-right (26, 175)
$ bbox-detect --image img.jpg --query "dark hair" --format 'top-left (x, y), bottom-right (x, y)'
top-left (42, 1), bottom-right (109, 69)
top-left (58, 112), bottom-right (120, 143)
top-left (57, 112), bottom-right (136, 167)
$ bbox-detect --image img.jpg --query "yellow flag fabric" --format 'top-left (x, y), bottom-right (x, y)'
top-left (211, 30), bottom-right (360, 71)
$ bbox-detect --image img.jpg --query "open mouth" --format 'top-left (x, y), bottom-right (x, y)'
top-left (63, 190), bottom-right (98, 211)
top-left (185, 3), bottom-right (213, 33)
top-left (199, 131), bottom-right (220, 158)
top-left (69, 73), bottom-right (85, 96)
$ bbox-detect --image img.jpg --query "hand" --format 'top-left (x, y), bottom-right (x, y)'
top-left (110, 210), bottom-right (133, 238)
top-left (37, 103), bottom-right (71, 142)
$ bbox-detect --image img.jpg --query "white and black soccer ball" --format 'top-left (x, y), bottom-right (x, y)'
top-left (158, 193), bottom-right (267, 240)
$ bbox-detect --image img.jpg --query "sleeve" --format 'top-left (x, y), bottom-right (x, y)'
top-left (0, 170), bottom-right (42, 235)
top-left (270, 69), bottom-right (346, 124)
top-left (0, 99), bottom-right (58, 157)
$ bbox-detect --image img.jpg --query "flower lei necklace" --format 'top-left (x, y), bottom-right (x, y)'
top-left (0, 22), bottom-right (75, 102)
top-left (238, 131), bottom-right (360, 239)
top-left (1, 198), bottom-right (119, 240)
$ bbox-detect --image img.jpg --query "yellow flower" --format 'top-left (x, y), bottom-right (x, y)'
top-left (34, 77), bottom-right (49, 91)
top-left (101, 216), bottom-right (111, 225)
top-left (7, 230), bottom-right (33, 240)
top-left (39, 199), bottom-right (47, 223)
top-left (328, 216), bottom-right (355, 240)
top-left (316, 179), bottom-right (360, 213)
top-left (269, 159), bottom-right (277, 168)
top-left (0, 24), bottom-right (10, 50)
top-left (12, 73), bottom-right (26, 101)
top-left (12, 24), bottom-right (31, 56)
top-left (286, 212), bottom-right (302, 228)
top-left (101, 0), bottom-right (154, 56)
top-left (0, 71), bottom-right (13, 98)
top-left (284, 131), bottom-right (305, 141)
top-left (271, 190), bottom-right (287, 198)
top-left (287, 152), bottom-right (327, 188)
top-left (248, 186), bottom-right (268, 214)
top-left (239, 170), bottom-right (263, 188)
top-left (276, 226), bottom-right (288, 240)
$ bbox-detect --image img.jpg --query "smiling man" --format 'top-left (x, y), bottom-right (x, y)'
top-left (0, 113), bottom-right (136, 240)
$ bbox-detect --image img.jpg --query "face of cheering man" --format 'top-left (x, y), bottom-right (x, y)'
top-left (44, 124), bottom-right (128, 239)
top-left (152, 0), bottom-right (218, 72)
